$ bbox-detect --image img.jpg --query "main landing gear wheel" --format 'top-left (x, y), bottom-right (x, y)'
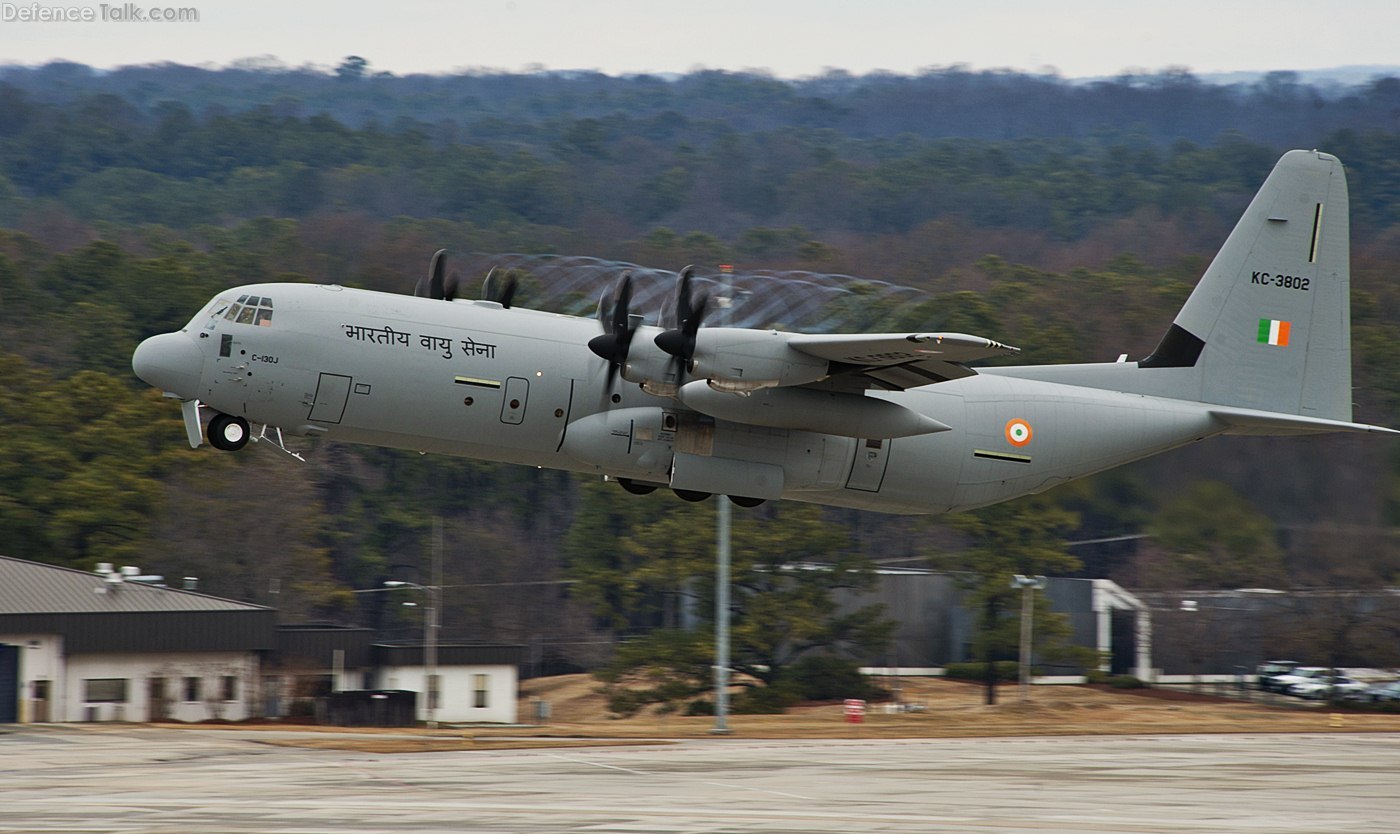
top-left (616, 478), bottom-right (659, 496)
top-left (728, 495), bottom-right (765, 508)
top-left (208, 413), bottom-right (250, 451)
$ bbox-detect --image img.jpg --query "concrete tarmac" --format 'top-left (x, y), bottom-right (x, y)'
top-left (2, 726), bottom-right (1398, 833)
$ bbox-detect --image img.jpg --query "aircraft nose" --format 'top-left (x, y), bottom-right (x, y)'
top-left (132, 332), bottom-right (203, 399)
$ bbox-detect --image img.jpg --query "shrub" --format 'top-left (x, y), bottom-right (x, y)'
top-left (731, 683), bottom-right (800, 714)
top-left (784, 655), bottom-right (880, 701)
top-left (1106, 674), bottom-right (1147, 689)
top-left (944, 661), bottom-right (1019, 682)
top-left (684, 699), bottom-right (714, 716)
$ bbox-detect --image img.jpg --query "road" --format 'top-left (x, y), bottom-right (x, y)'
top-left (2, 726), bottom-right (1397, 833)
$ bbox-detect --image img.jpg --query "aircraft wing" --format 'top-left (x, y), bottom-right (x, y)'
top-left (788, 332), bottom-right (1019, 390)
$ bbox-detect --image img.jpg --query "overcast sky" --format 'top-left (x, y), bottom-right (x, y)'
top-left (0, 0), bottom-right (1396, 79)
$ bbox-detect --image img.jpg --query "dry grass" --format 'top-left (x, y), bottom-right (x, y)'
top-left (145, 675), bottom-right (1400, 753)
top-left (503, 674), bottom-right (1400, 741)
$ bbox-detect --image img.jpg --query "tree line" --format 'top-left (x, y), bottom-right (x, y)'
top-left (3, 63), bottom-right (1400, 699)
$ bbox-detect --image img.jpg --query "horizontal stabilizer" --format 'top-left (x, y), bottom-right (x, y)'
top-left (1209, 406), bottom-right (1398, 437)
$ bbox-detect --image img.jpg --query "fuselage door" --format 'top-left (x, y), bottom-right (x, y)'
top-left (845, 437), bottom-right (892, 492)
top-left (309, 373), bottom-right (352, 423)
top-left (500, 376), bottom-right (528, 425)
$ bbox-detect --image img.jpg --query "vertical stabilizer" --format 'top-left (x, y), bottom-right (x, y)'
top-left (1140, 150), bottom-right (1351, 420)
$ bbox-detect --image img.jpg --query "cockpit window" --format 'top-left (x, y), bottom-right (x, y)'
top-left (221, 296), bottom-right (275, 326)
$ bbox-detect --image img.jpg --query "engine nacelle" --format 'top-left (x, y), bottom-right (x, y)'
top-left (688, 328), bottom-right (829, 391)
top-left (619, 326), bottom-right (682, 395)
top-left (560, 407), bottom-right (675, 480)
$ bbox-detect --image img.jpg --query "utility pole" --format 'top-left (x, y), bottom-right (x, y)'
top-left (1011, 575), bottom-right (1048, 702)
top-left (384, 517), bottom-right (443, 729)
top-left (427, 516), bottom-right (442, 729)
top-left (712, 263), bottom-right (735, 735)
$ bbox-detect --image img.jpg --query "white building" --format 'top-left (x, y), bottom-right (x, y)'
top-left (270, 626), bottom-right (524, 724)
top-left (0, 556), bottom-right (276, 723)
top-left (373, 643), bottom-right (523, 724)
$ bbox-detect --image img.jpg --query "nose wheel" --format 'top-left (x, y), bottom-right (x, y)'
top-left (208, 413), bottom-right (250, 451)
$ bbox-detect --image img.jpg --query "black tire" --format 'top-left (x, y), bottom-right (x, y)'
top-left (673, 489), bottom-right (710, 502)
top-left (208, 413), bottom-right (250, 451)
top-left (728, 495), bottom-right (765, 508)
top-left (616, 478), bottom-right (658, 496)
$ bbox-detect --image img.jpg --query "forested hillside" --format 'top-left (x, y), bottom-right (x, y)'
top-left (3, 61), bottom-right (1399, 672)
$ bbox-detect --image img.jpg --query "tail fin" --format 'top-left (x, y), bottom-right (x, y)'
top-left (1140, 150), bottom-right (1351, 420)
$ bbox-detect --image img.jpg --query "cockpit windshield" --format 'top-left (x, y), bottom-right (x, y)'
top-left (219, 295), bottom-right (275, 326)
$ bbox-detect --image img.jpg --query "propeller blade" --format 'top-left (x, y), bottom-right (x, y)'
top-left (673, 265), bottom-right (695, 328)
top-left (497, 275), bottom-right (518, 309)
top-left (443, 270), bottom-right (464, 301)
top-left (477, 267), bottom-right (519, 307)
top-left (587, 272), bottom-right (635, 392)
top-left (655, 266), bottom-right (708, 371)
top-left (415, 249), bottom-right (447, 299)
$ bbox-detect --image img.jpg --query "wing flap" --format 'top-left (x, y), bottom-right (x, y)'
top-left (790, 332), bottom-right (1018, 390)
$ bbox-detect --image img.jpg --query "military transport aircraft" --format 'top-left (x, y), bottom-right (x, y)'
top-left (132, 150), bottom-right (1394, 513)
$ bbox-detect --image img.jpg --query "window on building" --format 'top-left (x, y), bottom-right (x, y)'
top-left (183, 676), bottom-right (202, 702)
top-left (428, 673), bottom-right (441, 710)
top-left (221, 676), bottom-right (238, 702)
top-left (83, 678), bottom-right (128, 703)
top-left (473, 674), bottom-right (489, 708)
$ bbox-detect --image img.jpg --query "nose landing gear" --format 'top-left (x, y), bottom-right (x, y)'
top-left (208, 413), bottom-right (250, 451)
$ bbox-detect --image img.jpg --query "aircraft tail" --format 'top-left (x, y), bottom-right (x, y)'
top-left (1137, 149), bottom-right (1352, 421)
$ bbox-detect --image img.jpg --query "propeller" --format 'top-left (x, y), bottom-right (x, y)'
top-left (479, 266), bottom-right (519, 308)
top-left (587, 272), bottom-right (635, 391)
top-left (413, 249), bottom-right (448, 299)
top-left (654, 266), bottom-right (709, 375)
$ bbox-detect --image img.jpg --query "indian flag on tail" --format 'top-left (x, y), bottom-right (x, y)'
top-left (1257, 318), bottom-right (1291, 347)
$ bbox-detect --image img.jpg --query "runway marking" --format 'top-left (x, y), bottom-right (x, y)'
top-left (543, 751), bottom-right (817, 801)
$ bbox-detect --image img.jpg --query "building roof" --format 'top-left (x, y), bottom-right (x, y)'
top-left (0, 556), bottom-right (277, 653)
top-left (276, 625), bottom-right (376, 668)
top-left (374, 643), bottom-right (526, 667)
top-left (0, 555), bottom-right (272, 615)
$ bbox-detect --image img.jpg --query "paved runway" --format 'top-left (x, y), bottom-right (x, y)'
top-left (2, 727), bottom-right (1398, 833)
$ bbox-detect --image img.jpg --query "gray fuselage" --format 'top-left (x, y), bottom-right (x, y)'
top-left (165, 282), bottom-right (1225, 514)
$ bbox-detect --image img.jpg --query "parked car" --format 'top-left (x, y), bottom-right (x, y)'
top-left (1256, 661), bottom-right (1300, 692)
top-left (1289, 675), bottom-right (1369, 700)
top-left (1271, 666), bottom-right (1334, 695)
top-left (1363, 681), bottom-right (1400, 703)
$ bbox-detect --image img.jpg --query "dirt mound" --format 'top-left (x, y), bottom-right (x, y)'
top-left (519, 673), bottom-right (611, 723)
